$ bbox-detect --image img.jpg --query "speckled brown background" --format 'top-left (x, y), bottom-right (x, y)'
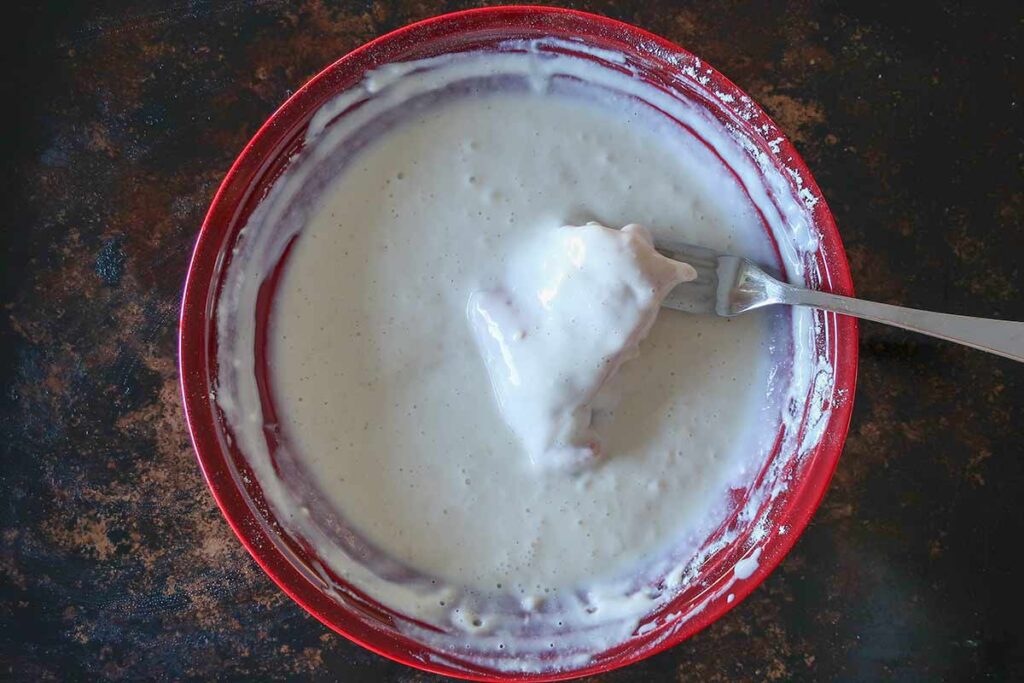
top-left (1, 1), bottom-right (1021, 680)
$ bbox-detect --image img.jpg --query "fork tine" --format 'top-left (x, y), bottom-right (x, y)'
top-left (656, 240), bottom-right (722, 315)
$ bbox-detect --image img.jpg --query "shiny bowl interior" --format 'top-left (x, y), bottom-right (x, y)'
top-left (179, 7), bottom-right (858, 681)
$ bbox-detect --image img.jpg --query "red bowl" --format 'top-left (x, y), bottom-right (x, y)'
top-left (179, 6), bottom-right (857, 680)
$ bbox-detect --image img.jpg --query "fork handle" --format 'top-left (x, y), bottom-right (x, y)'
top-left (779, 287), bottom-right (1024, 362)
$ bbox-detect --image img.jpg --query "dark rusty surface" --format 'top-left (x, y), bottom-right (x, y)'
top-left (1, 1), bottom-right (1021, 680)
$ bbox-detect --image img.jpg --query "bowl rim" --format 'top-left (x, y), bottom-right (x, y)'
top-left (179, 5), bottom-right (858, 680)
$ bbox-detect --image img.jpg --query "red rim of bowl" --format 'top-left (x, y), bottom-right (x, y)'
top-left (179, 6), bottom-right (858, 680)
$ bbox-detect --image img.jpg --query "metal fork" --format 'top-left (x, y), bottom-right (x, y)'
top-left (658, 241), bottom-right (1024, 363)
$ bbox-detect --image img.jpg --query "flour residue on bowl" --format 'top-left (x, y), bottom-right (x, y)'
top-left (214, 38), bottom-right (833, 674)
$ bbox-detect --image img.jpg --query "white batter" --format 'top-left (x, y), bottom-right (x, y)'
top-left (216, 41), bottom-right (824, 673)
top-left (469, 222), bottom-right (697, 471)
top-left (271, 90), bottom-right (777, 591)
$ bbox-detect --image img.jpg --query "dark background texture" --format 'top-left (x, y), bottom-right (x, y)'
top-left (1, 1), bottom-right (1021, 680)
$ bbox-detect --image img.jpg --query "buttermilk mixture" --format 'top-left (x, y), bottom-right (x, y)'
top-left (217, 41), bottom-right (822, 674)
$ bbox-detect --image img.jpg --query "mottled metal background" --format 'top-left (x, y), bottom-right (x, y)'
top-left (1, 1), bottom-right (1021, 680)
